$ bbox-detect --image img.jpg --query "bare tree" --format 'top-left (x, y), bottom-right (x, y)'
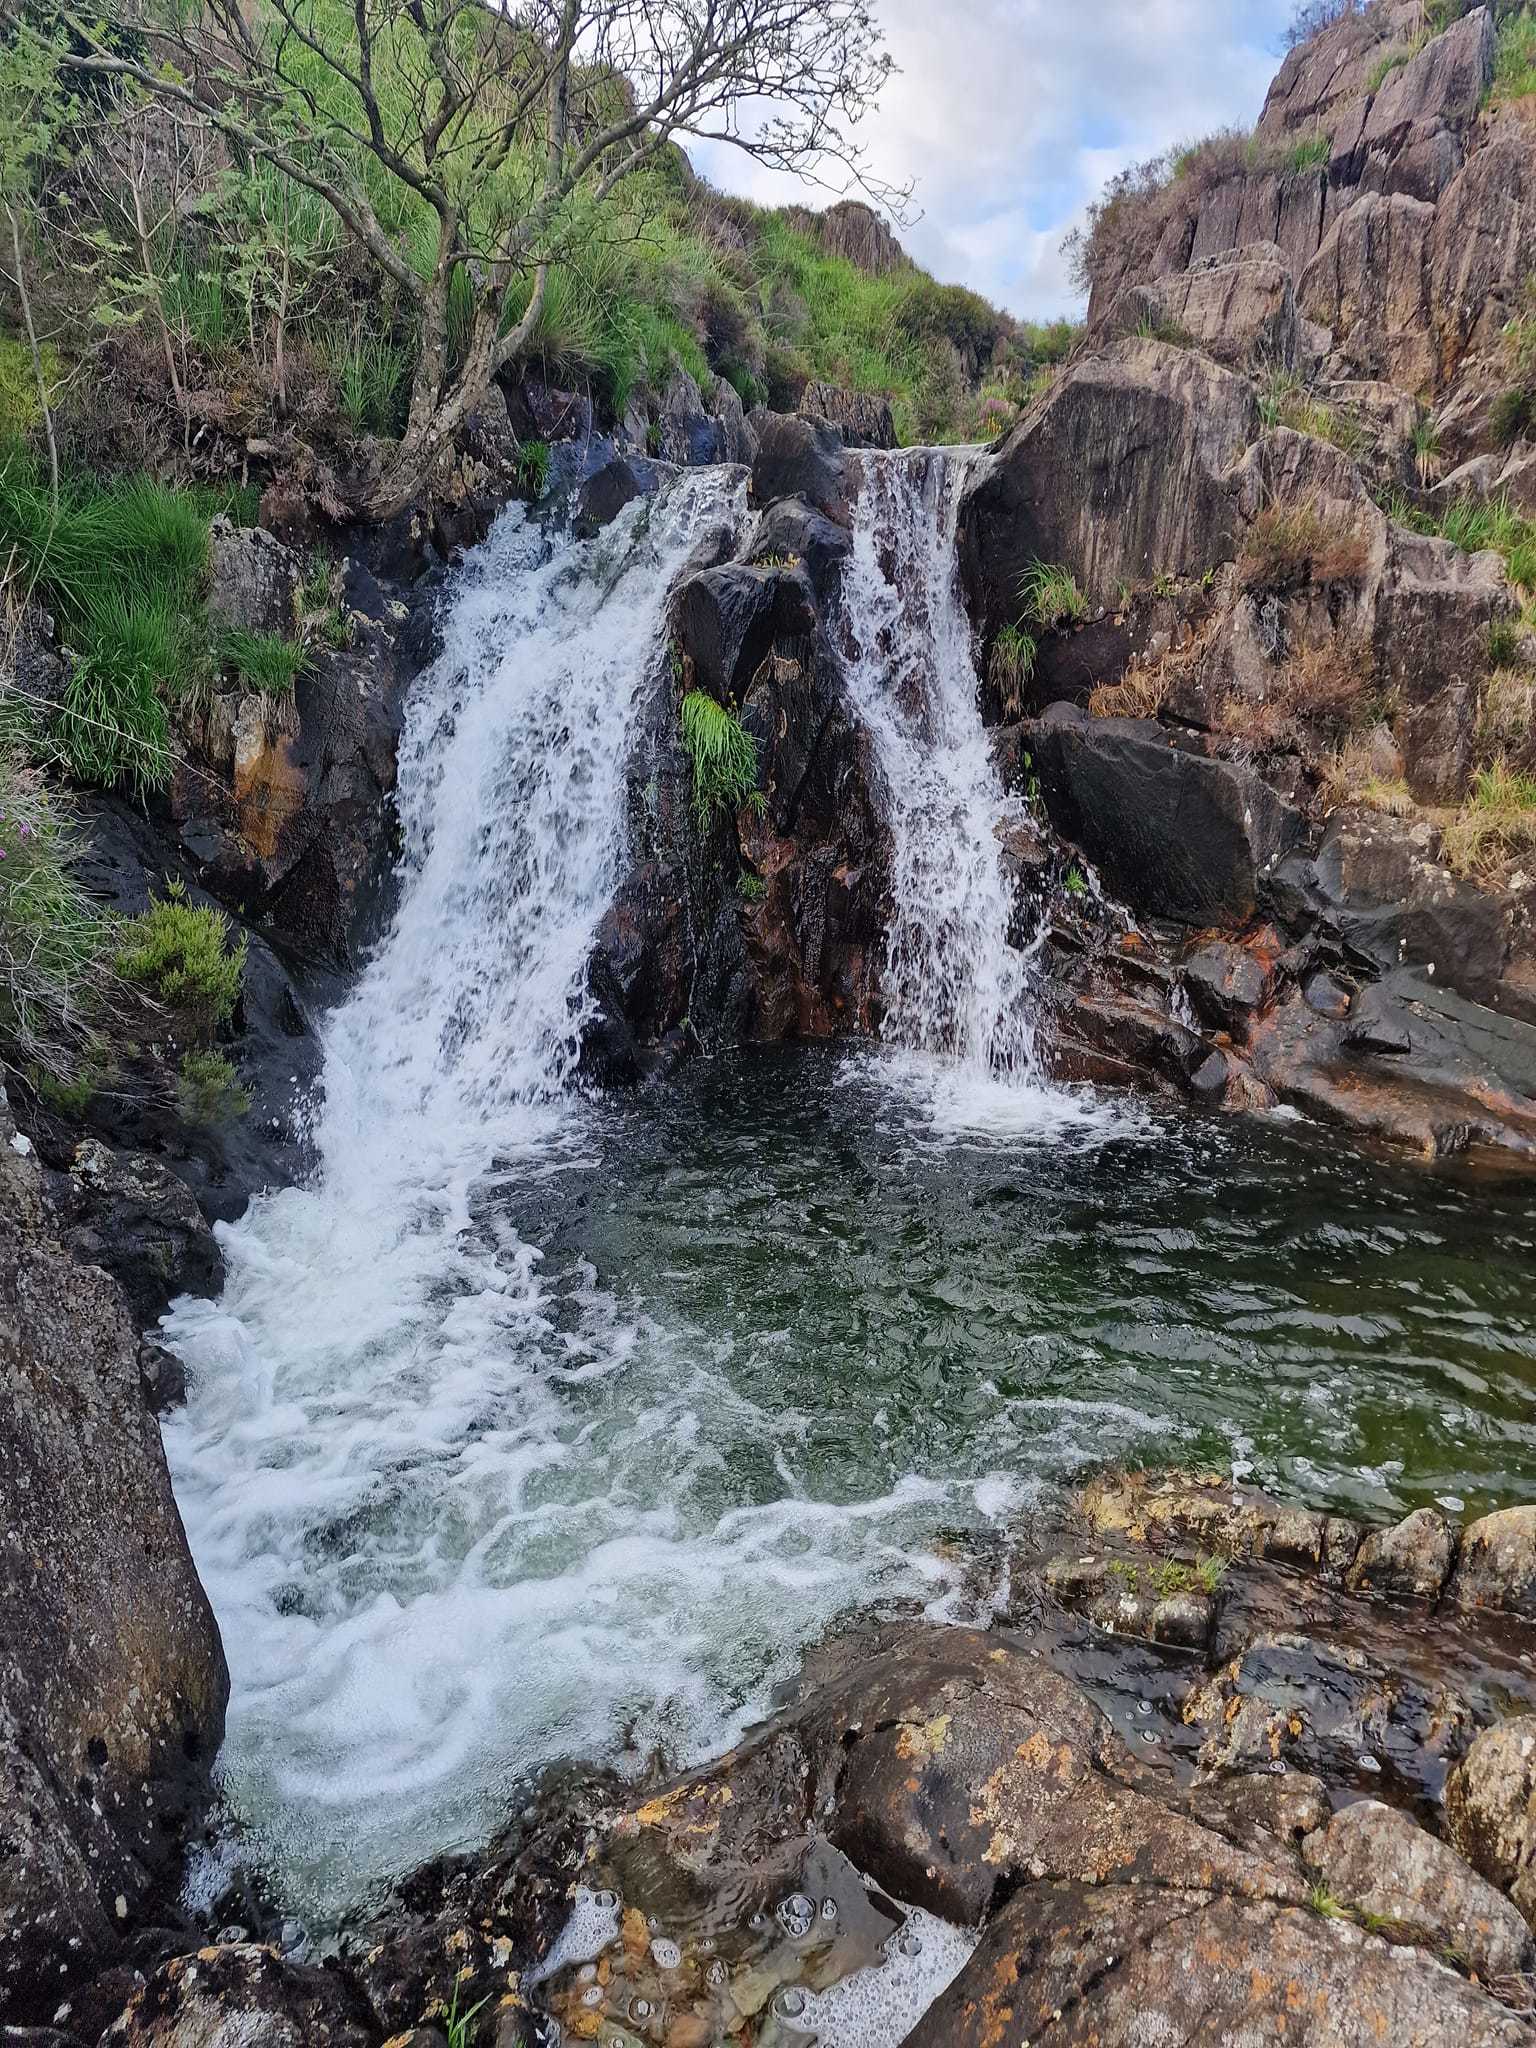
top-left (58, 0), bottom-right (905, 517)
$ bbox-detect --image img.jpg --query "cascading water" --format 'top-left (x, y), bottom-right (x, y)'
top-left (836, 448), bottom-right (1106, 1137)
top-left (160, 469), bottom-right (991, 1926)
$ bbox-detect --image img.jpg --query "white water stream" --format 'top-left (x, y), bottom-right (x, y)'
top-left (162, 455), bottom-right (1122, 1929)
top-left (837, 449), bottom-right (1112, 1142)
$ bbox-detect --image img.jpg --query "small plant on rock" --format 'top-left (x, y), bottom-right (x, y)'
top-left (515, 439), bottom-right (551, 501)
top-left (1411, 411), bottom-right (1444, 486)
top-left (1491, 386), bottom-right (1536, 450)
top-left (116, 882), bottom-right (247, 1039)
top-left (1019, 561), bottom-right (1090, 632)
top-left (176, 1049), bottom-right (250, 1126)
top-left (737, 871), bottom-right (767, 903)
top-left (219, 626), bottom-right (307, 696)
top-left (679, 690), bottom-right (764, 826)
top-left (1307, 1884), bottom-right (1347, 1920)
top-left (1239, 497), bottom-right (1371, 590)
top-left (1443, 757), bottom-right (1536, 877)
top-left (989, 621), bottom-right (1038, 703)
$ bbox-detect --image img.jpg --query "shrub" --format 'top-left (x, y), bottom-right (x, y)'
top-left (1258, 370), bottom-right (1366, 456)
top-left (1321, 738), bottom-right (1416, 815)
top-left (220, 627), bottom-right (306, 695)
top-left (177, 1049), bottom-right (251, 1126)
top-left (1239, 498), bottom-right (1371, 588)
top-left (1020, 561), bottom-right (1090, 630)
top-left (1217, 642), bottom-right (1374, 751)
top-left (679, 690), bottom-right (762, 824)
top-left (116, 882), bottom-right (247, 1038)
top-left (0, 758), bottom-right (113, 1081)
top-left (1489, 616), bottom-right (1525, 667)
top-left (1491, 386), bottom-right (1536, 448)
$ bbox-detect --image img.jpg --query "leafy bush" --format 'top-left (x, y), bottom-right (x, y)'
top-left (0, 757), bottom-right (112, 1080)
top-left (116, 882), bottom-right (247, 1038)
top-left (679, 690), bottom-right (762, 825)
top-left (220, 626), bottom-right (306, 695)
top-left (177, 1048), bottom-right (250, 1125)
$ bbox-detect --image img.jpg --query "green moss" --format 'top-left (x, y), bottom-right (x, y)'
top-left (116, 882), bottom-right (247, 1038)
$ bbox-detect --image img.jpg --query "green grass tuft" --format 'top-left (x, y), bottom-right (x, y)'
top-left (1019, 561), bottom-right (1091, 631)
top-left (220, 626), bottom-right (307, 695)
top-left (680, 690), bottom-right (763, 826)
top-left (0, 758), bottom-right (113, 1081)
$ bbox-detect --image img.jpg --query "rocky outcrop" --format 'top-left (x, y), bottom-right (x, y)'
top-left (45, 1138), bottom-right (223, 1325)
top-left (0, 1092), bottom-right (227, 2024)
top-left (960, 338), bottom-right (1259, 634)
top-left (1447, 1715), bottom-right (1536, 1929)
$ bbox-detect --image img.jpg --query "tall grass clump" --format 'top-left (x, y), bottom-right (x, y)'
top-left (679, 690), bottom-right (763, 825)
top-left (219, 626), bottom-right (306, 695)
top-left (1490, 8), bottom-right (1536, 104)
top-left (0, 756), bottom-right (113, 1081)
top-left (1444, 757), bottom-right (1536, 875)
top-left (0, 452), bottom-right (214, 790)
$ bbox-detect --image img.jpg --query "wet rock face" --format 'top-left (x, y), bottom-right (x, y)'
top-left (0, 1095), bottom-right (228, 2023)
top-left (45, 1139), bottom-right (223, 1326)
top-left (1028, 706), bottom-right (1305, 928)
top-left (746, 412), bottom-right (851, 527)
top-left (99, 1944), bottom-right (375, 2048)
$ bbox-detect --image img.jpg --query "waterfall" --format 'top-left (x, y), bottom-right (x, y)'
top-left (836, 449), bottom-right (1083, 1135)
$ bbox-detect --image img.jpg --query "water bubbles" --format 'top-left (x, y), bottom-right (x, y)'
top-left (1136, 1699), bottom-right (1153, 1717)
top-left (1357, 1754), bottom-right (1381, 1773)
top-left (1268, 1759), bottom-right (1289, 1776)
top-left (581, 1986), bottom-right (605, 2009)
top-left (778, 1892), bottom-right (817, 1940)
top-left (594, 1890), bottom-right (618, 1908)
top-left (649, 1936), bottom-right (681, 1970)
top-left (628, 1996), bottom-right (653, 2021)
top-left (706, 1959), bottom-right (728, 1990)
top-left (774, 1988), bottom-right (809, 2018)
top-left (577, 1963), bottom-right (598, 1984)
top-left (897, 1926), bottom-right (924, 1957)
top-left (820, 1896), bottom-right (840, 1922)
top-left (1139, 1729), bottom-right (1159, 1745)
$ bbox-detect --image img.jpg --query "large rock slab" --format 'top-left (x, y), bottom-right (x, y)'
top-left (1447, 1715), bottom-right (1536, 1929)
top-left (1300, 191), bottom-right (1438, 391)
top-left (0, 1097), bottom-right (228, 2022)
top-left (1115, 242), bottom-right (1303, 373)
top-left (1450, 1507), bottom-right (1536, 1620)
top-left (959, 338), bottom-right (1259, 629)
top-left (1027, 705), bottom-right (1304, 928)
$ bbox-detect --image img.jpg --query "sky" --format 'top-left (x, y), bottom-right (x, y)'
top-left (691, 0), bottom-right (1300, 322)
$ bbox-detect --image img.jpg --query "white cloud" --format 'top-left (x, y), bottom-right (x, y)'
top-left (691, 0), bottom-right (1297, 318)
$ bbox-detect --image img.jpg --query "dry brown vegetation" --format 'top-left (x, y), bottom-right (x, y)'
top-left (1239, 498), bottom-right (1373, 590)
top-left (1216, 642), bottom-right (1377, 753)
top-left (1088, 666), bottom-right (1168, 720)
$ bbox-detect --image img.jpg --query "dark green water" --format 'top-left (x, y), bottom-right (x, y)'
top-left (544, 1047), bottom-right (1536, 1528)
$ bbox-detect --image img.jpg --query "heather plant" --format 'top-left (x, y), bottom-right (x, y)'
top-left (116, 881), bottom-right (247, 1039)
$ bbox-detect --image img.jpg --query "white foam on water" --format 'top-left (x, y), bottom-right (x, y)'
top-left (798, 1907), bottom-right (979, 2048)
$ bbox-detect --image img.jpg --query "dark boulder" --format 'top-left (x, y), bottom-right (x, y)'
top-left (572, 454), bottom-right (668, 537)
top-left (747, 411), bottom-right (851, 525)
top-left (799, 381), bottom-right (897, 450)
top-left (745, 496), bottom-right (853, 597)
top-left (1027, 706), bottom-right (1304, 927)
top-left (207, 521), bottom-right (300, 638)
top-left (46, 1140), bottom-right (223, 1326)
top-left (675, 563), bottom-right (816, 703)
top-left (0, 1095), bottom-right (227, 2024)
top-left (1182, 938), bottom-right (1276, 1034)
